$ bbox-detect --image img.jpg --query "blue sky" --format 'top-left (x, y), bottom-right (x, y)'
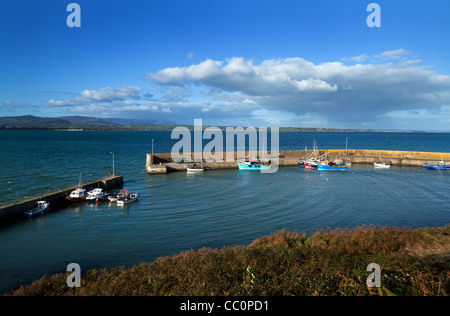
top-left (1, 0), bottom-right (450, 130)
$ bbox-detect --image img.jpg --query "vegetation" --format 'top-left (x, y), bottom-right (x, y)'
top-left (5, 225), bottom-right (449, 296)
top-left (0, 115), bottom-right (428, 132)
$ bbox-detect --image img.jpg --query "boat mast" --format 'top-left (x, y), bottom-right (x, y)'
top-left (313, 140), bottom-right (317, 160)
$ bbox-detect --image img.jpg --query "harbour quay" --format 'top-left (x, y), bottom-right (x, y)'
top-left (146, 149), bottom-right (450, 174)
top-left (0, 175), bottom-right (123, 224)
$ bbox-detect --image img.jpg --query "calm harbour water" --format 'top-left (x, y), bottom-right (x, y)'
top-left (1, 130), bottom-right (450, 293)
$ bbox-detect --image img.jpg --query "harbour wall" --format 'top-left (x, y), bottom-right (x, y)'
top-left (146, 149), bottom-right (450, 173)
top-left (0, 175), bottom-right (123, 224)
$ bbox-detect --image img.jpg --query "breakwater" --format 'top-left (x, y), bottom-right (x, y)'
top-left (146, 149), bottom-right (450, 173)
top-left (0, 175), bottom-right (123, 224)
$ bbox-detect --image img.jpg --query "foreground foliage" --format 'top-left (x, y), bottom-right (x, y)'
top-left (6, 225), bottom-right (450, 296)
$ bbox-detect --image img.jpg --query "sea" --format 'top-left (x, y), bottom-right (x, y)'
top-left (1, 130), bottom-right (450, 294)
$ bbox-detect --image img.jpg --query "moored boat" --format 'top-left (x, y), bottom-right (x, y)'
top-left (423, 163), bottom-right (446, 170)
top-left (66, 173), bottom-right (87, 202)
top-left (238, 161), bottom-right (271, 170)
top-left (108, 189), bottom-right (130, 202)
top-left (374, 162), bottom-right (392, 168)
top-left (86, 188), bottom-right (110, 201)
top-left (304, 159), bottom-right (318, 169)
top-left (117, 192), bottom-right (140, 205)
top-left (423, 160), bottom-right (448, 170)
top-left (66, 187), bottom-right (87, 202)
top-left (186, 163), bottom-right (204, 172)
top-left (24, 201), bottom-right (50, 218)
top-left (303, 141), bottom-right (328, 169)
top-left (317, 162), bottom-right (348, 171)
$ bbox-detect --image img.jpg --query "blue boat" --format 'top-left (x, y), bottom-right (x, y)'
top-left (423, 164), bottom-right (446, 170)
top-left (238, 161), bottom-right (271, 170)
top-left (24, 201), bottom-right (50, 218)
top-left (423, 161), bottom-right (447, 170)
top-left (317, 163), bottom-right (348, 171)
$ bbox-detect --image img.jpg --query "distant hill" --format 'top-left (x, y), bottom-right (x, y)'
top-left (0, 115), bottom-right (433, 132)
top-left (0, 115), bottom-right (72, 129)
top-left (56, 116), bottom-right (119, 126)
top-left (0, 115), bottom-right (176, 130)
top-left (108, 118), bottom-right (176, 125)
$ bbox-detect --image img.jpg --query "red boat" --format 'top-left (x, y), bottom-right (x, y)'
top-left (66, 187), bottom-right (87, 202)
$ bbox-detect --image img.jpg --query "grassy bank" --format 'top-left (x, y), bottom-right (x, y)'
top-left (5, 225), bottom-right (450, 296)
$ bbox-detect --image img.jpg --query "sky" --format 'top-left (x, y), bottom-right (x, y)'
top-left (1, 0), bottom-right (450, 130)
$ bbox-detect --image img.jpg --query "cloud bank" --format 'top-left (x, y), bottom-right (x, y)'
top-left (145, 52), bottom-right (450, 128)
top-left (33, 49), bottom-right (450, 129)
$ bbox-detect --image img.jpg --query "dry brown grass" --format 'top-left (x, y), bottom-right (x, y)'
top-left (5, 225), bottom-right (449, 296)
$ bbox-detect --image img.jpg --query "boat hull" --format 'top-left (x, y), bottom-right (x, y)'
top-left (24, 202), bottom-right (50, 218)
top-left (317, 164), bottom-right (347, 171)
top-left (424, 164), bottom-right (446, 170)
top-left (66, 197), bottom-right (86, 203)
top-left (187, 168), bottom-right (204, 172)
top-left (374, 163), bottom-right (391, 168)
top-left (117, 192), bottom-right (140, 205)
top-left (86, 189), bottom-right (110, 201)
top-left (304, 162), bottom-right (317, 169)
top-left (238, 162), bottom-right (270, 170)
top-left (86, 195), bottom-right (110, 202)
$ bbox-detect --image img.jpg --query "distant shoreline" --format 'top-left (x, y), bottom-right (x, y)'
top-left (1, 126), bottom-right (449, 133)
top-left (1, 115), bottom-right (450, 132)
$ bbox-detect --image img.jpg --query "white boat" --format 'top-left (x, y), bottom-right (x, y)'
top-left (24, 201), bottom-right (50, 218)
top-left (86, 188), bottom-right (110, 201)
top-left (374, 162), bottom-right (391, 168)
top-left (66, 187), bottom-right (87, 202)
top-left (187, 167), bottom-right (204, 172)
top-left (66, 173), bottom-right (87, 202)
top-left (117, 192), bottom-right (140, 205)
top-left (186, 163), bottom-right (204, 172)
top-left (108, 189), bottom-right (129, 202)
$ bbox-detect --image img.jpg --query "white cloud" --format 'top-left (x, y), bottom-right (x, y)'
top-left (347, 55), bottom-right (369, 63)
top-left (147, 57), bottom-right (339, 96)
top-left (375, 49), bottom-right (411, 60)
top-left (44, 85), bottom-right (142, 107)
top-left (39, 50), bottom-right (450, 129)
top-left (187, 51), bottom-right (195, 60)
top-left (242, 98), bottom-right (257, 105)
top-left (145, 52), bottom-right (450, 127)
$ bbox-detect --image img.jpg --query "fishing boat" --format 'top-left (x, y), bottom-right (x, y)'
top-left (303, 141), bottom-right (329, 169)
top-left (317, 161), bottom-right (348, 171)
top-left (24, 201), bottom-right (50, 218)
top-left (238, 161), bottom-right (271, 170)
top-left (374, 162), bottom-right (392, 168)
top-left (108, 189), bottom-right (130, 202)
top-left (117, 192), bottom-right (140, 205)
top-left (186, 163), bottom-right (204, 172)
top-left (66, 187), bottom-right (87, 202)
top-left (66, 173), bottom-right (87, 202)
top-left (423, 160), bottom-right (448, 170)
top-left (304, 159), bottom-right (318, 169)
top-left (423, 162), bottom-right (446, 170)
top-left (86, 188), bottom-right (110, 201)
